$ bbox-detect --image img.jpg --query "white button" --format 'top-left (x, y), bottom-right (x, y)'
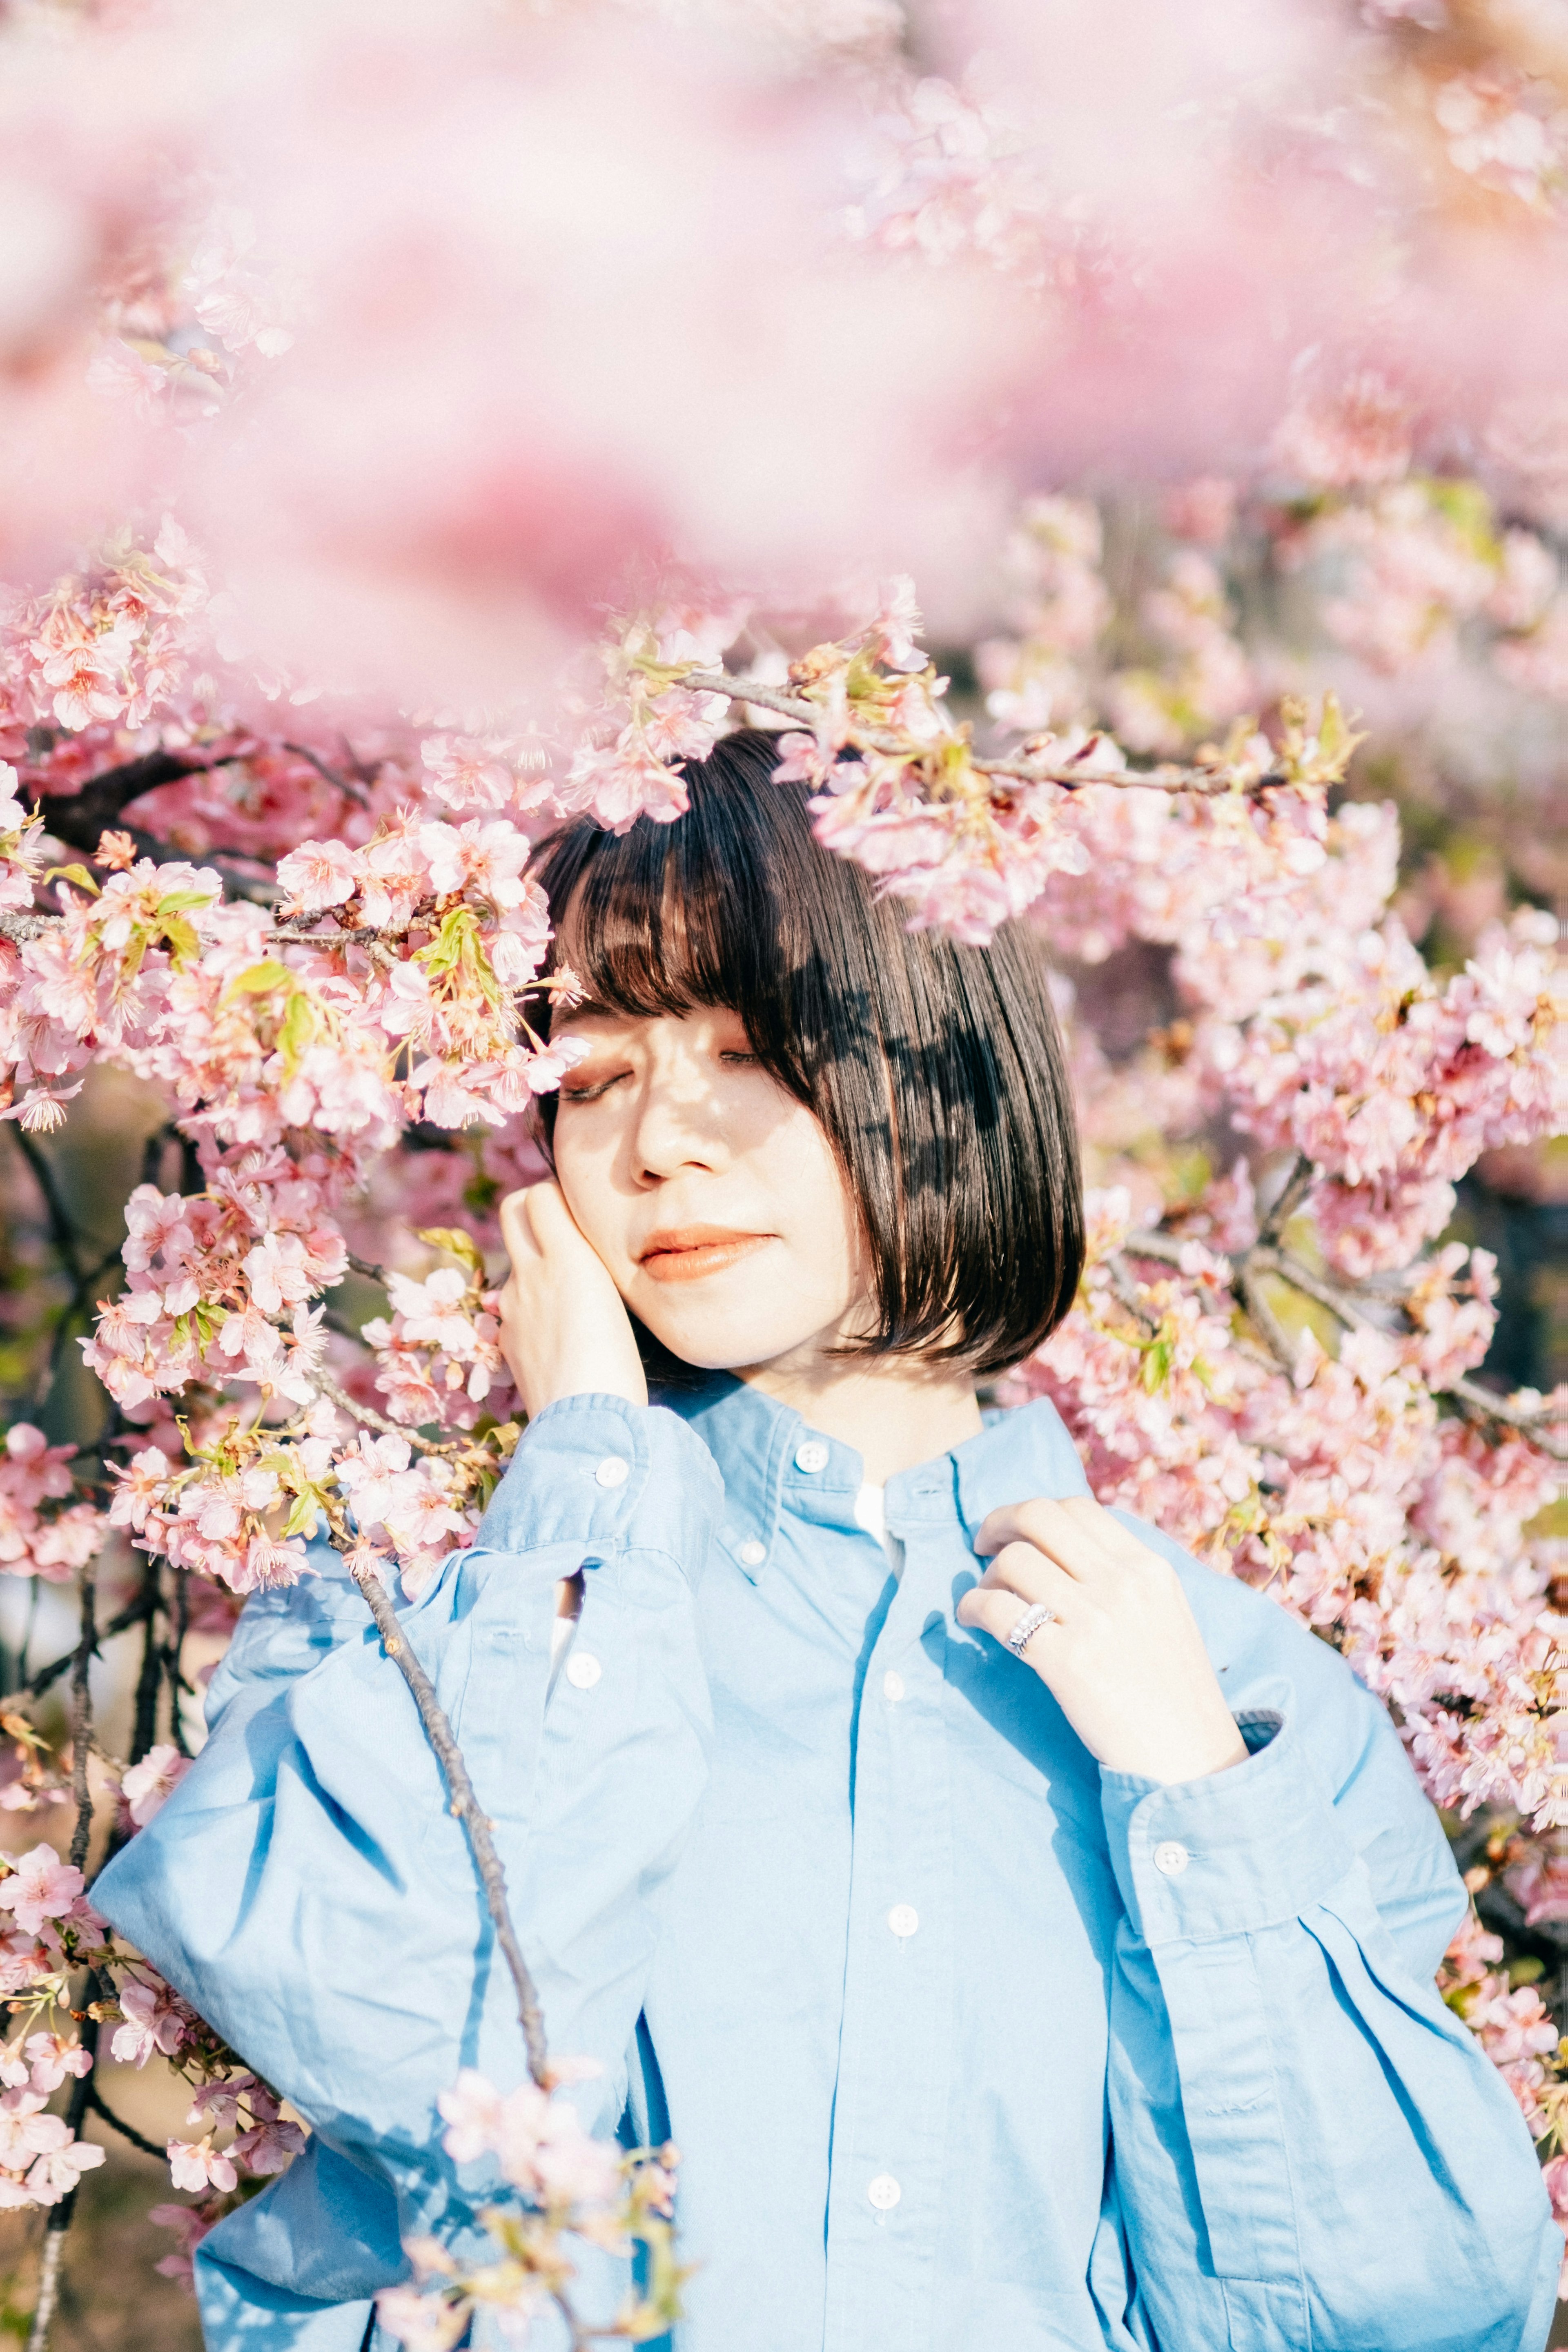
top-left (867, 2173), bottom-right (901, 2211)
top-left (888, 1904), bottom-right (919, 1939)
top-left (882, 1671), bottom-right (905, 1703)
top-left (737, 1539), bottom-right (766, 1567)
top-left (794, 1439), bottom-right (830, 1473)
top-left (566, 1651), bottom-right (601, 1689)
top-left (595, 1457), bottom-right (629, 1488)
top-left (1153, 1840), bottom-right (1189, 1876)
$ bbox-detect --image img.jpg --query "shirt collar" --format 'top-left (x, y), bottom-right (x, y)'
top-left (653, 1371), bottom-right (1089, 1584)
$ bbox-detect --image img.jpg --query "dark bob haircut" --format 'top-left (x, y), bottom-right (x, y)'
top-left (527, 728), bottom-right (1084, 1379)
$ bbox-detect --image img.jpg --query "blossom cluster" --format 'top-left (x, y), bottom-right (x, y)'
top-left (376, 2066), bottom-right (681, 2352)
top-left (0, 1737), bottom-right (305, 2242)
top-left (0, 1425), bottom-right (105, 1585)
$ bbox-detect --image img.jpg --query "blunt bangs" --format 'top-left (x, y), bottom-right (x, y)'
top-left (526, 729), bottom-right (1084, 1378)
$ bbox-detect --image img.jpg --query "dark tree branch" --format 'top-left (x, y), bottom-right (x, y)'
top-left (84, 2081), bottom-right (165, 2163)
top-left (25, 1984), bottom-right (101, 2352)
top-left (350, 1564), bottom-right (550, 2088)
top-left (30, 753), bottom-right (214, 856)
top-left (165, 1568), bottom-right (193, 1760)
top-left (8, 1129), bottom-right (84, 1284)
top-left (67, 1563), bottom-right (97, 1875)
top-left (1257, 1150), bottom-right (1316, 1246)
top-left (3, 1594), bottom-right (152, 1708)
top-left (128, 1555), bottom-right (164, 1768)
top-left (282, 742), bottom-right (369, 809)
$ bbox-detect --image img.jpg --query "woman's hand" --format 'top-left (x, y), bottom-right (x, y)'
top-left (956, 1495), bottom-right (1248, 1784)
top-left (497, 1182), bottom-right (648, 1418)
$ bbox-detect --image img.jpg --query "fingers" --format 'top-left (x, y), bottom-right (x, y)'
top-left (967, 1546), bottom-right (1078, 1619)
top-left (954, 1581), bottom-right (1062, 1659)
top-left (975, 1493), bottom-right (1130, 1571)
top-left (499, 1181), bottom-right (579, 1268)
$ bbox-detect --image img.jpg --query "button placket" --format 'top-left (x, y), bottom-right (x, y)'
top-left (823, 1519), bottom-right (953, 2346)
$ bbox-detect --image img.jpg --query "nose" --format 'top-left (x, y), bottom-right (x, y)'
top-left (628, 1039), bottom-right (728, 1188)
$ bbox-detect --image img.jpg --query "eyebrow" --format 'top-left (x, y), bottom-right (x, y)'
top-left (551, 997), bottom-right (620, 1025)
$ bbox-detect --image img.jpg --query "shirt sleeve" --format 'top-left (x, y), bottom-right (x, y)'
top-left (1096, 1523), bottom-right (1561, 2352)
top-left (92, 1394), bottom-right (724, 2339)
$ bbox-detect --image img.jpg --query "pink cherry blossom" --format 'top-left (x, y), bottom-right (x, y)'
top-left (0, 1848), bottom-right (84, 1938)
top-left (167, 2136), bottom-right (238, 2195)
top-left (120, 1744), bottom-right (192, 1829)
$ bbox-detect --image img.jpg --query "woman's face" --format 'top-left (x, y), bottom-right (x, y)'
top-left (548, 1000), bottom-right (869, 1372)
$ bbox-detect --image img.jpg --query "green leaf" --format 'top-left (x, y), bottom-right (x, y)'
top-left (44, 864), bottom-right (100, 896)
top-left (159, 913), bottom-right (200, 969)
top-left (221, 960), bottom-right (292, 1003)
top-left (416, 1225), bottom-right (486, 1283)
top-left (281, 1488), bottom-right (324, 1541)
top-left (278, 990), bottom-right (321, 1070)
top-left (154, 888), bottom-right (218, 916)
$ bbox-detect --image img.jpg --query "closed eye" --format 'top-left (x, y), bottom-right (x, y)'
top-left (557, 1069), bottom-right (630, 1105)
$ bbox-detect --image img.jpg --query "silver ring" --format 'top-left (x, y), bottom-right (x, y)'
top-left (1004, 1602), bottom-right (1057, 1656)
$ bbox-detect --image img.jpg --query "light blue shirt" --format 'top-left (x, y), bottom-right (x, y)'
top-left (96, 1380), bottom-right (1560, 2352)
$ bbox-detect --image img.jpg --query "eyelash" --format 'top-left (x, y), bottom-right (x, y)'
top-left (557, 1050), bottom-right (757, 1106)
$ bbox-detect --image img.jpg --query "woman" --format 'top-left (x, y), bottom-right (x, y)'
top-left (98, 732), bottom-right (1558, 2352)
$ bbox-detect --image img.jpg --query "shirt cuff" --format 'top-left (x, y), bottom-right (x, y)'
top-left (1099, 1695), bottom-right (1356, 1946)
top-left (473, 1393), bottom-right (724, 1578)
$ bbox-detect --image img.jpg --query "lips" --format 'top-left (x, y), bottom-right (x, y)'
top-left (637, 1225), bottom-right (776, 1283)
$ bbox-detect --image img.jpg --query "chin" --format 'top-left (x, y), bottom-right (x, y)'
top-left (630, 1290), bottom-right (827, 1376)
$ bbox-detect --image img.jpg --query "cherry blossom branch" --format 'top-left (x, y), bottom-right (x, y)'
top-left (1257, 1151), bottom-right (1316, 1245)
top-left (281, 741), bottom-right (370, 810)
top-left (347, 1563), bottom-right (550, 2087)
top-left (67, 1562), bottom-right (97, 1875)
top-left (31, 751), bottom-right (216, 858)
top-left (83, 2080), bottom-right (165, 2162)
top-left (680, 670), bottom-right (1296, 796)
top-left (313, 1371), bottom-right (466, 1458)
top-left (2, 1593), bottom-right (159, 1709)
top-left (8, 1129), bottom-right (86, 1284)
top-left (1120, 1227), bottom-right (1568, 1461)
top-left (24, 2232), bottom-right (66, 2352)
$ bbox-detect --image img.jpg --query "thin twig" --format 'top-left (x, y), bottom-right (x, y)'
top-left (349, 1566), bottom-right (549, 2087)
top-left (1258, 1150), bottom-right (1316, 1246)
top-left (314, 1372), bottom-right (466, 1457)
top-left (680, 670), bottom-right (1296, 797)
top-left (0, 910), bottom-right (54, 944)
top-left (282, 742), bottom-right (370, 810)
top-left (25, 1981), bottom-right (102, 2351)
top-left (25, 2225), bottom-right (66, 2352)
top-left (0, 1594), bottom-right (155, 1709)
top-left (1237, 1265), bottom-right (1301, 1375)
top-left (165, 1568), bottom-right (193, 1760)
top-left (84, 2081), bottom-right (166, 2164)
top-left (8, 1130), bottom-right (84, 1284)
top-left (67, 1563), bottom-right (97, 1875)
top-left (127, 1554), bottom-right (164, 1768)
top-left (1101, 1253), bottom-right (1160, 1334)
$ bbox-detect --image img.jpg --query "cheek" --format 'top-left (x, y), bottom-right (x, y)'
top-left (752, 1105), bottom-right (865, 1297)
top-left (549, 1129), bottom-right (627, 1260)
